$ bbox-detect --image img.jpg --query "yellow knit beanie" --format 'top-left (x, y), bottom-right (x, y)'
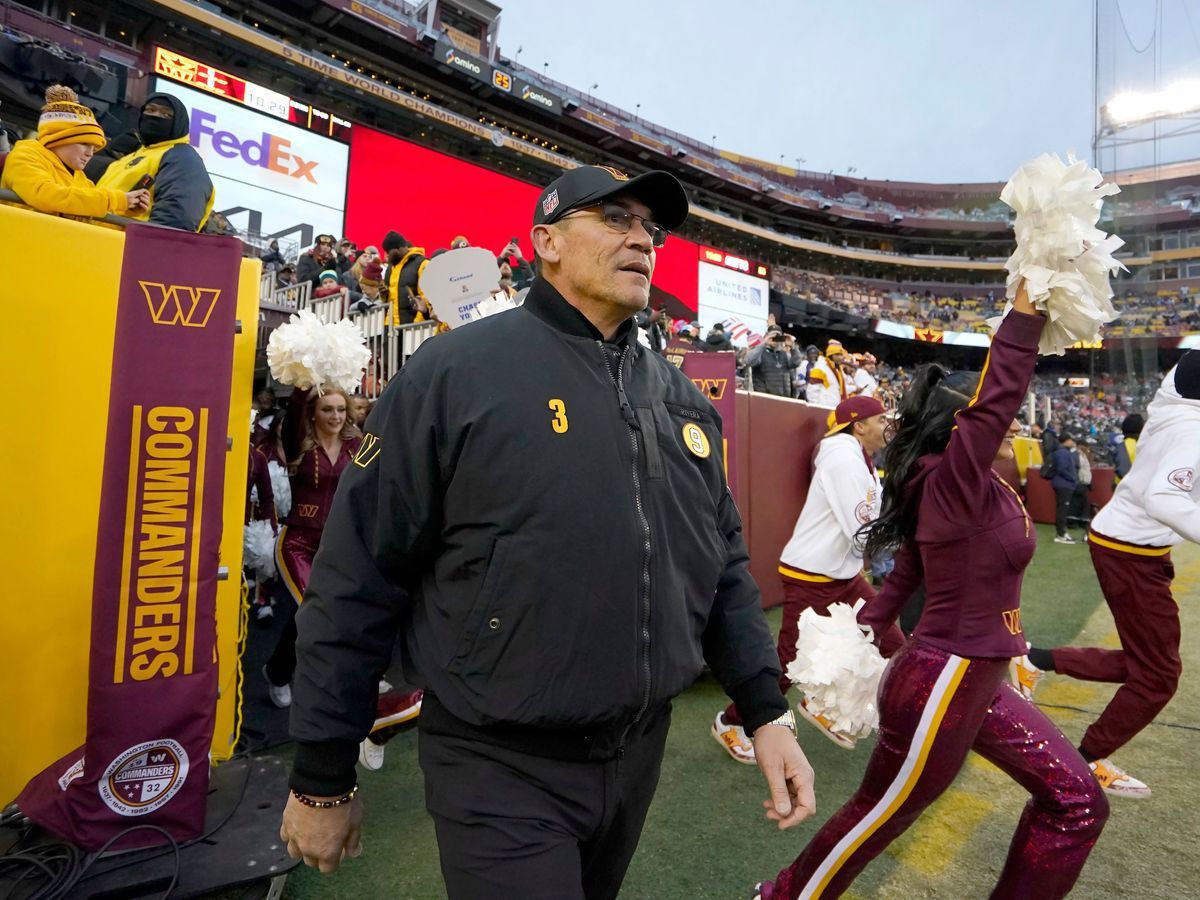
top-left (37, 85), bottom-right (107, 150)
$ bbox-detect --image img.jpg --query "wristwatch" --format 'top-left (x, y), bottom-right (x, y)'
top-left (756, 709), bottom-right (797, 736)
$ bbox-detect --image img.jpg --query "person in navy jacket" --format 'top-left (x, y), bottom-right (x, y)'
top-left (1050, 435), bottom-right (1081, 542)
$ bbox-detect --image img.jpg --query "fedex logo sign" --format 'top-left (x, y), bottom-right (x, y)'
top-left (191, 108), bottom-right (318, 183)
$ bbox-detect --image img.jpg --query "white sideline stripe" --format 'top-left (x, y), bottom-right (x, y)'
top-left (798, 652), bottom-right (967, 899)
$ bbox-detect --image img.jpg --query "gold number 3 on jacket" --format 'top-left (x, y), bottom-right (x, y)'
top-left (548, 399), bottom-right (569, 434)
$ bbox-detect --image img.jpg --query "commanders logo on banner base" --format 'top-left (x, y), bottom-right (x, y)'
top-left (99, 739), bottom-right (189, 817)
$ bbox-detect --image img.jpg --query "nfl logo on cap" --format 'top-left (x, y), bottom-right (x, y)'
top-left (542, 189), bottom-right (559, 217)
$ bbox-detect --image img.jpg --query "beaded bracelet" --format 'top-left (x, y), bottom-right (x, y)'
top-left (291, 784), bottom-right (358, 808)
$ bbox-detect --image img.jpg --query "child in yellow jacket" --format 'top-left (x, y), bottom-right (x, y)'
top-left (1, 85), bottom-right (148, 218)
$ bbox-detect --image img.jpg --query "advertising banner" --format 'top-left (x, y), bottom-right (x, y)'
top-left (682, 351), bottom-right (739, 504)
top-left (16, 225), bottom-right (241, 849)
top-left (512, 77), bottom-right (564, 115)
top-left (154, 78), bottom-right (349, 247)
top-left (697, 259), bottom-right (770, 340)
top-left (435, 36), bottom-right (492, 86)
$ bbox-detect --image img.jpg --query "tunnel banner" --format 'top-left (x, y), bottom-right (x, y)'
top-left (18, 224), bottom-right (241, 849)
top-left (682, 351), bottom-right (739, 504)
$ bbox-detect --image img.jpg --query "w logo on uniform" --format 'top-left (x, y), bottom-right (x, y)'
top-left (139, 282), bottom-right (221, 328)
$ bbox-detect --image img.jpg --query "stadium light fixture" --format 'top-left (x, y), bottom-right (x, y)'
top-left (1103, 80), bottom-right (1200, 128)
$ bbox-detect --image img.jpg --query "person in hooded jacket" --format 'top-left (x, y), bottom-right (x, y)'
top-left (95, 92), bottom-right (214, 232)
top-left (702, 322), bottom-right (734, 352)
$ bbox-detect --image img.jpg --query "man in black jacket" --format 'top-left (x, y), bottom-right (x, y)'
top-left (746, 325), bottom-right (801, 396)
top-left (280, 165), bottom-right (815, 897)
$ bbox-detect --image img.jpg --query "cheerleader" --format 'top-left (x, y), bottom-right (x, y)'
top-left (756, 283), bottom-right (1108, 899)
top-left (262, 387), bottom-right (363, 707)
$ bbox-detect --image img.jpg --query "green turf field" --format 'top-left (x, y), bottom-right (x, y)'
top-left (280, 525), bottom-right (1200, 898)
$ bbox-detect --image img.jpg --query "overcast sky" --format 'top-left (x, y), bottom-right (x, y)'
top-left (491, 0), bottom-right (1174, 184)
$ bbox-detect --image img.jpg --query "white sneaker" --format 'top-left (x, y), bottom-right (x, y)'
top-left (797, 699), bottom-right (856, 750)
top-left (1054, 535), bottom-right (1077, 544)
top-left (1009, 645), bottom-right (1044, 700)
top-left (262, 665), bottom-right (291, 708)
top-left (710, 710), bottom-right (756, 764)
top-left (1090, 758), bottom-right (1151, 798)
top-left (359, 737), bottom-right (386, 771)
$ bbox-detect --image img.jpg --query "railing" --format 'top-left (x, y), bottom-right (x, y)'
top-left (260, 279), bottom-right (311, 312)
top-left (254, 273), bottom-right (438, 396)
top-left (0, 187), bottom-right (135, 227)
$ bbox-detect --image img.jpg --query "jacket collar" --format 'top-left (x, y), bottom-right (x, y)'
top-left (523, 277), bottom-right (635, 347)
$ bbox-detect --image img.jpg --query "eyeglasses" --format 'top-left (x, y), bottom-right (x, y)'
top-left (559, 203), bottom-right (669, 248)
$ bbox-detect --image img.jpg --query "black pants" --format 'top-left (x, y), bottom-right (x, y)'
top-left (1067, 483), bottom-right (1091, 527)
top-left (264, 598), bottom-right (297, 687)
top-left (418, 706), bottom-right (671, 900)
top-left (1054, 486), bottom-right (1075, 536)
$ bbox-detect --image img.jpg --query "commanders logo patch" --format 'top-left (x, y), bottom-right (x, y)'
top-left (1168, 467), bottom-right (1194, 491)
top-left (855, 500), bottom-right (873, 524)
top-left (681, 422), bottom-right (710, 459)
top-left (99, 739), bottom-right (189, 816)
top-left (595, 165), bottom-right (629, 181)
top-left (353, 433), bottom-right (382, 468)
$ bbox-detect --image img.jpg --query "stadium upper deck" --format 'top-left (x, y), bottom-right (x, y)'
top-left (3, 0), bottom-right (1199, 299)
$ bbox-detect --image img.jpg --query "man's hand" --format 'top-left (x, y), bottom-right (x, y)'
top-left (753, 724), bottom-right (816, 830)
top-left (280, 793), bottom-right (364, 874)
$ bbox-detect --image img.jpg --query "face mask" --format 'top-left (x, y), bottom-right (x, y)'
top-left (138, 113), bottom-right (175, 145)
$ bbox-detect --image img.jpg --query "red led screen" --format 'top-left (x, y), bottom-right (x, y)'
top-left (344, 126), bottom-right (698, 311)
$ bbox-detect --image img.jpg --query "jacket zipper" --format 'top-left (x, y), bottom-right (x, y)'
top-left (600, 341), bottom-right (653, 755)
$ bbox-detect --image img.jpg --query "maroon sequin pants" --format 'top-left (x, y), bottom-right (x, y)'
top-left (1052, 538), bottom-right (1178, 759)
top-left (763, 639), bottom-right (1108, 899)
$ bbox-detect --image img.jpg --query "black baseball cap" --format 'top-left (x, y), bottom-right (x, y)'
top-left (534, 165), bottom-right (689, 230)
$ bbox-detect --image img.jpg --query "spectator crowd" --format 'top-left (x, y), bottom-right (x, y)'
top-left (775, 267), bottom-right (1199, 338)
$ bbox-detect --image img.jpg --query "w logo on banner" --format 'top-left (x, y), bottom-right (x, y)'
top-left (691, 378), bottom-right (728, 400)
top-left (139, 282), bottom-right (221, 328)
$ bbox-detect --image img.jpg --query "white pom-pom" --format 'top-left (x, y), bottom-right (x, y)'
top-left (266, 309), bottom-right (370, 394)
top-left (267, 459), bottom-right (291, 520)
top-left (785, 600), bottom-right (887, 739)
top-left (243, 519), bottom-right (277, 581)
top-left (990, 152), bottom-right (1125, 355)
